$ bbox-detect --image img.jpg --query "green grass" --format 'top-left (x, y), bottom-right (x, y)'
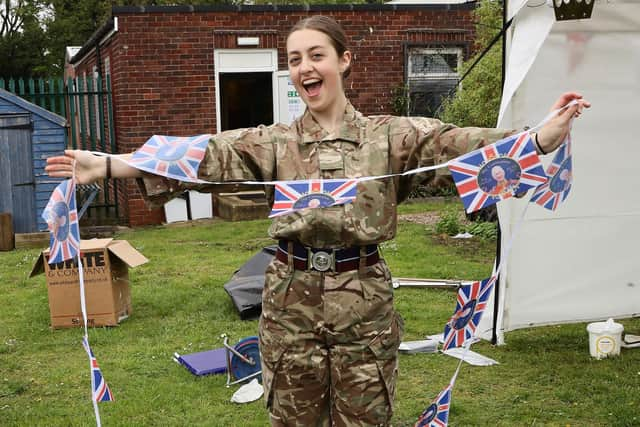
top-left (1, 201), bottom-right (638, 426)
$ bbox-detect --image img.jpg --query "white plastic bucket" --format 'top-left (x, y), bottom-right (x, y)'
top-left (586, 318), bottom-right (624, 359)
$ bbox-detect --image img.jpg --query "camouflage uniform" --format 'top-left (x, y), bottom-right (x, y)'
top-left (138, 102), bottom-right (512, 426)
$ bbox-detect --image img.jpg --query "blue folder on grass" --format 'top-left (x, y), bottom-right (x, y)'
top-left (174, 347), bottom-right (227, 376)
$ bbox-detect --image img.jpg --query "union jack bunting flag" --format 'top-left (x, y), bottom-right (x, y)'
top-left (448, 133), bottom-right (548, 213)
top-left (530, 138), bottom-right (572, 211)
top-left (269, 179), bottom-right (358, 218)
top-left (128, 134), bottom-right (211, 183)
top-left (42, 179), bottom-right (80, 264)
top-left (82, 337), bottom-right (114, 403)
top-left (442, 277), bottom-right (496, 351)
top-left (415, 384), bottom-right (452, 427)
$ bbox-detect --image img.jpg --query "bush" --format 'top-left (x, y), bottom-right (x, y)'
top-left (435, 212), bottom-right (498, 240)
top-left (435, 211), bottom-right (462, 235)
top-left (438, 0), bottom-right (503, 128)
top-left (466, 220), bottom-right (498, 240)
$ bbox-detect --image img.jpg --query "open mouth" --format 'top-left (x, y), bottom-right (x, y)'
top-left (302, 79), bottom-right (323, 97)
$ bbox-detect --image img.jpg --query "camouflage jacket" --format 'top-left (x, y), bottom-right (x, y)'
top-left (138, 102), bottom-right (513, 248)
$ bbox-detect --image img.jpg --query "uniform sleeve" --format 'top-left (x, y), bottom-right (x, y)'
top-left (136, 124), bottom-right (284, 209)
top-left (387, 116), bottom-right (516, 202)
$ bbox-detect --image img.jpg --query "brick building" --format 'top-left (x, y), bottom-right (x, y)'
top-left (68, 2), bottom-right (478, 226)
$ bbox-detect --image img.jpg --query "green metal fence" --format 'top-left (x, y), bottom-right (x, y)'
top-left (0, 76), bottom-right (120, 222)
top-left (0, 77), bottom-right (67, 117)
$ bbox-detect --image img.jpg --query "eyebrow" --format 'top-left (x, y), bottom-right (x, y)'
top-left (287, 45), bottom-right (325, 56)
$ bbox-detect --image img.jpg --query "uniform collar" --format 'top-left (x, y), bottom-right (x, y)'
top-left (299, 101), bottom-right (361, 144)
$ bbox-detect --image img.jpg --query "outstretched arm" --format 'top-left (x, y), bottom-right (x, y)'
top-left (45, 150), bottom-right (141, 184)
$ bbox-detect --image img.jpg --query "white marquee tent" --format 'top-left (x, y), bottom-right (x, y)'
top-left (479, 0), bottom-right (640, 344)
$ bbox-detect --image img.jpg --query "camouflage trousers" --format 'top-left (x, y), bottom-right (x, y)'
top-left (258, 257), bottom-right (404, 427)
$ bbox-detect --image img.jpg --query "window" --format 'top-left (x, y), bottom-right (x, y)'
top-left (408, 47), bottom-right (462, 79)
top-left (407, 47), bottom-right (463, 117)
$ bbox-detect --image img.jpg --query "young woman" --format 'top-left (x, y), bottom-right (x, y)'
top-left (47, 15), bottom-right (589, 427)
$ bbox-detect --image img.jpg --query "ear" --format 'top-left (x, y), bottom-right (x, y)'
top-left (339, 50), bottom-right (352, 74)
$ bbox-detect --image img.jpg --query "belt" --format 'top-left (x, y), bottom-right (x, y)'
top-left (276, 240), bottom-right (380, 273)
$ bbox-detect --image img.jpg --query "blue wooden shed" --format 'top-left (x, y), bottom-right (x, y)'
top-left (0, 88), bottom-right (67, 233)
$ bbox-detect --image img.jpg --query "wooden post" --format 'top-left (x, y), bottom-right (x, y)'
top-left (0, 212), bottom-right (14, 251)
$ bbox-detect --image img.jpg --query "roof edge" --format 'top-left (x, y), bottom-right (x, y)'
top-left (111, 2), bottom-right (477, 15)
top-left (0, 88), bottom-right (67, 127)
top-left (69, 17), bottom-right (115, 65)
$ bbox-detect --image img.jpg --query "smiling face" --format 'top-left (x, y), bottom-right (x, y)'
top-left (286, 28), bottom-right (351, 118)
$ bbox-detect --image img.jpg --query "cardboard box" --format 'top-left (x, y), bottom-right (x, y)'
top-left (30, 238), bottom-right (148, 328)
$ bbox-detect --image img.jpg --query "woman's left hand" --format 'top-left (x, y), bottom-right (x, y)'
top-left (535, 92), bottom-right (591, 154)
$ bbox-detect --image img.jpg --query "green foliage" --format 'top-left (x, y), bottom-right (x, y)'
top-left (0, 1), bottom-right (48, 77)
top-left (41, 0), bottom-right (112, 76)
top-left (439, 0), bottom-right (503, 128)
top-left (434, 205), bottom-right (497, 240)
top-left (391, 83), bottom-right (409, 116)
top-left (408, 181), bottom-right (458, 199)
top-left (466, 219), bottom-right (498, 240)
top-left (435, 210), bottom-right (462, 236)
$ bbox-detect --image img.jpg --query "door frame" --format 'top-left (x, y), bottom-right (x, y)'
top-left (214, 49), bottom-right (279, 132)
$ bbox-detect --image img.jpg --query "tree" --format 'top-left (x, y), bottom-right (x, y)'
top-left (0, 0), bottom-right (49, 77)
top-left (438, 0), bottom-right (503, 128)
top-left (42, 0), bottom-right (111, 76)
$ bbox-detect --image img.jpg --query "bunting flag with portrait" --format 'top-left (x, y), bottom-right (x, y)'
top-left (42, 179), bottom-right (81, 264)
top-left (128, 134), bottom-right (212, 183)
top-left (270, 178), bottom-right (358, 218)
top-left (442, 277), bottom-right (496, 351)
top-left (531, 138), bottom-right (573, 211)
top-left (415, 383), bottom-right (452, 427)
top-left (448, 133), bottom-right (548, 213)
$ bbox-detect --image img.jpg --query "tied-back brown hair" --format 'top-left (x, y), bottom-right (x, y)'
top-left (288, 15), bottom-right (352, 79)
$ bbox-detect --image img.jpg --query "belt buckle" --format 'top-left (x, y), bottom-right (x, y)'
top-left (309, 250), bottom-right (334, 272)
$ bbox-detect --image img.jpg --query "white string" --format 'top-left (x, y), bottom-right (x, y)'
top-left (444, 190), bottom-right (535, 395)
top-left (440, 104), bottom-right (580, 378)
top-left (72, 161), bottom-right (102, 427)
top-left (526, 99), bottom-right (578, 134)
top-left (89, 101), bottom-right (576, 188)
top-left (434, 107), bottom-right (579, 417)
top-left (91, 102), bottom-right (574, 425)
top-left (89, 152), bottom-right (452, 186)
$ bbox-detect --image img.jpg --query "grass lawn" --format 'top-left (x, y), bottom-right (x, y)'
top-left (1, 200), bottom-right (638, 426)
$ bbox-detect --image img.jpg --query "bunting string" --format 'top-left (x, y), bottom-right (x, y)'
top-left (90, 101), bottom-right (578, 187)
top-left (417, 127), bottom-right (574, 426)
top-left (42, 166), bottom-right (113, 427)
top-left (43, 100), bottom-right (579, 427)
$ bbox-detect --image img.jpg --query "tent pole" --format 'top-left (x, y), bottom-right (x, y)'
top-left (492, 0), bottom-right (509, 346)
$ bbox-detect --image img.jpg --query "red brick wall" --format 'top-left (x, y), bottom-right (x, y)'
top-left (73, 4), bottom-right (477, 226)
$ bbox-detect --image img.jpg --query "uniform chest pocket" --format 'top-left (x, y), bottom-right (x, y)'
top-left (318, 147), bottom-right (345, 177)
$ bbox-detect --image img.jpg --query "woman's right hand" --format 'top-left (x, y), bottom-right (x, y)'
top-left (45, 150), bottom-right (105, 184)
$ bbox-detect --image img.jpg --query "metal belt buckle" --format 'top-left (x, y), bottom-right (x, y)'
top-left (309, 250), bottom-right (334, 272)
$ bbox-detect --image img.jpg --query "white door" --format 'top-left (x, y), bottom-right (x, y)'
top-left (214, 49), bottom-right (279, 131)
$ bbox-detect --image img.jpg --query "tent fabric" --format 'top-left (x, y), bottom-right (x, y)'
top-left (480, 0), bottom-right (640, 344)
top-left (508, 0), bottom-right (528, 20)
top-left (223, 246), bottom-right (276, 320)
top-left (498, 3), bottom-right (554, 125)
